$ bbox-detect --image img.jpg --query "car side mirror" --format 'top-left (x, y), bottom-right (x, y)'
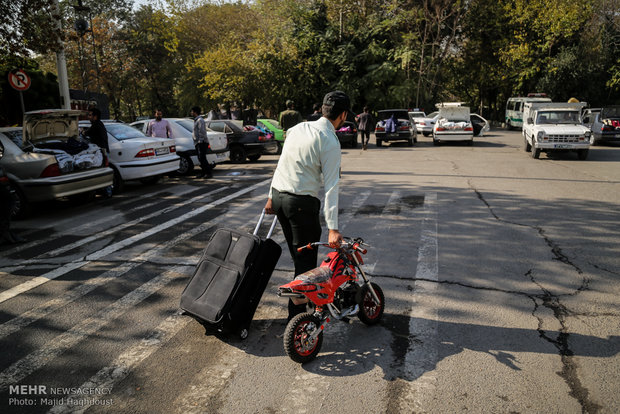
top-left (527, 117), bottom-right (533, 124)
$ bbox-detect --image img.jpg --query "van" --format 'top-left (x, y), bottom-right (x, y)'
top-left (505, 94), bottom-right (551, 129)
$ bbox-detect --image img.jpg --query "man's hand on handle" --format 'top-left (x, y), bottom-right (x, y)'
top-left (328, 229), bottom-right (343, 248)
top-left (264, 198), bottom-right (275, 215)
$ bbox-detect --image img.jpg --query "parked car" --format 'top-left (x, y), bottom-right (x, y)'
top-left (409, 111), bottom-right (438, 136)
top-left (374, 109), bottom-right (416, 147)
top-left (0, 110), bottom-right (114, 218)
top-left (432, 105), bottom-right (474, 145)
top-left (582, 106), bottom-right (620, 145)
top-left (131, 118), bottom-right (229, 175)
top-left (204, 119), bottom-right (278, 162)
top-left (470, 113), bottom-right (491, 137)
top-left (257, 118), bottom-right (284, 154)
top-left (79, 120), bottom-right (179, 192)
top-left (522, 101), bottom-right (590, 160)
top-left (335, 120), bottom-right (358, 148)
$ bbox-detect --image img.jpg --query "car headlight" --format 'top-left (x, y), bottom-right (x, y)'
top-left (585, 131), bottom-right (591, 138)
top-left (536, 131), bottom-right (544, 141)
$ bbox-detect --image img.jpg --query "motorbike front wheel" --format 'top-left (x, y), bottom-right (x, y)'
top-left (283, 312), bottom-right (323, 363)
top-left (357, 282), bottom-right (385, 325)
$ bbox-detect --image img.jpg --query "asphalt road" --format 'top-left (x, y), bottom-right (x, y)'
top-left (0, 129), bottom-right (619, 414)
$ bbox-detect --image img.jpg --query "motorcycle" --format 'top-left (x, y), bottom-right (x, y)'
top-left (278, 237), bottom-right (385, 363)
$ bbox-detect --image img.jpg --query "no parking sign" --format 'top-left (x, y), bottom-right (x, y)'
top-left (8, 69), bottom-right (31, 91)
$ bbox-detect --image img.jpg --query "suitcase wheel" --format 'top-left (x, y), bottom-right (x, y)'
top-left (239, 328), bottom-right (249, 340)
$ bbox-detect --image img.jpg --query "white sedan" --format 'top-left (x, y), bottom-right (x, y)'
top-left (80, 121), bottom-right (179, 192)
top-left (131, 118), bottom-right (229, 175)
top-left (410, 111), bottom-right (439, 136)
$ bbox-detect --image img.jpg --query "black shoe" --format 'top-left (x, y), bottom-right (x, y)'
top-left (205, 173), bottom-right (213, 179)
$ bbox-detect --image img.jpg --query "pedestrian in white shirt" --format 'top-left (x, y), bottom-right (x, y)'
top-left (264, 90), bottom-right (350, 320)
top-left (146, 109), bottom-right (172, 138)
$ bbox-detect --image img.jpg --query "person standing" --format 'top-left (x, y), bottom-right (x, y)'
top-left (146, 109), bottom-right (172, 138)
top-left (356, 106), bottom-right (374, 150)
top-left (264, 91), bottom-right (350, 320)
top-left (306, 103), bottom-right (322, 121)
top-left (84, 107), bottom-right (109, 154)
top-left (279, 100), bottom-right (303, 134)
top-left (190, 106), bottom-right (213, 179)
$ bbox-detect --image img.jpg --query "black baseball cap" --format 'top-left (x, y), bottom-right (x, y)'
top-left (323, 90), bottom-right (351, 113)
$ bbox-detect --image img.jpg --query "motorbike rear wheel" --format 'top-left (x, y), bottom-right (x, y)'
top-left (283, 312), bottom-right (323, 363)
top-left (357, 282), bottom-right (385, 325)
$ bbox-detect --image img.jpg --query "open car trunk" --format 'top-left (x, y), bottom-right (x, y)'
top-left (24, 110), bottom-right (106, 173)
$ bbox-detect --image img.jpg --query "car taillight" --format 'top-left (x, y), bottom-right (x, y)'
top-left (0, 176), bottom-right (9, 183)
top-left (602, 125), bottom-right (613, 131)
top-left (170, 145), bottom-right (176, 153)
top-left (135, 149), bottom-right (155, 158)
top-left (399, 126), bottom-right (409, 131)
top-left (436, 127), bottom-right (446, 131)
top-left (376, 127), bottom-right (385, 132)
top-left (258, 135), bottom-right (270, 142)
top-left (418, 121), bottom-right (426, 126)
top-left (40, 163), bottom-right (61, 177)
top-left (464, 127), bottom-right (473, 131)
top-left (353, 129), bottom-right (357, 133)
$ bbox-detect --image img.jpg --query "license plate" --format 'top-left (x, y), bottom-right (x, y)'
top-left (155, 147), bottom-right (169, 156)
top-left (389, 133), bottom-right (399, 137)
top-left (554, 144), bottom-right (571, 149)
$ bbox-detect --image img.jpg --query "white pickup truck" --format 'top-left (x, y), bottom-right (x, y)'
top-left (522, 102), bottom-right (591, 160)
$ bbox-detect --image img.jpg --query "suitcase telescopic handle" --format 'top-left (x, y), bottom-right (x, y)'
top-left (254, 209), bottom-right (278, 238)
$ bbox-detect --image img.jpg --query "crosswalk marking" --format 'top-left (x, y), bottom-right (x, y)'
top-left (0, 179), bottom-right (270, 304)
top-left (401, 192), bottom-right (439, 412)
top-left (0, 185), bottom-right (200, 259)
top-left (0, 265), bottom-right (193, 392)
top-left (0, 191), bottom-right (271, 340)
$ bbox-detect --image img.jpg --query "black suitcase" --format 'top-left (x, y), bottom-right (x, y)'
top-left (180, 211), bottom-right (281, 339)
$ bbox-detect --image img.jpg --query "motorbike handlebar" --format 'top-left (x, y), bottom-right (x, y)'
top-left (296, 238), bottom-right (368, 253)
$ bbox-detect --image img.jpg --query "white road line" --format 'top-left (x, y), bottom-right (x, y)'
top-left (2, 186), bottom-right (228, 269)
top-left (0, 265), bottom-right (193, 392)
top-left (364, 190), bottom-right (401, 274)
top-left (0, 191), bottom-right (271, 339)
top-left (0, 179), bottom-right (270, 304)
top-left (401, 192), bottom-right (439, 412)
top-left (48, 310), bottom-right (193, 414)
top-left (0, 186), bottom-right (200, 259)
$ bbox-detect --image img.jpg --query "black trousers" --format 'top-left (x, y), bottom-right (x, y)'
top-left (195, 142), bottom-right (213, 174)
top-left (271, 188), bottom-right (322, 317)
top-left (360, 129), bottom-right (371, 145)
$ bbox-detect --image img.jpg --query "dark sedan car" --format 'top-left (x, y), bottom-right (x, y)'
top-left (204, 119), bottom-right (278, 162)
top-left (374, 109), bottom-right (417, 146)
top-left (335, 121), bottom-right (358, 148)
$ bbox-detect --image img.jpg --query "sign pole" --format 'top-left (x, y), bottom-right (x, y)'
top-left (19, 92), bottom-right (25, 114)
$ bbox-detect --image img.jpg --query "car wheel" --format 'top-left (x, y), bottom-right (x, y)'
top-left (433, 138), bottom-right (439, 146)
top-left (376, 139), bottom-right (382, 147)
top-left (531, 146), bottom-right (541, 159)
top-left (351, 137), bottom-right (357, 148)
top-left (229, 145), bottom-right (246, 163)
top-left (112, 168), bottom-right (124, 194)
top-left (9, 184), bottom-right (30, 220)
top-left (467, 139), bottom-right (473, 146)
top-left (275, 141), bottom-right (283, 155)
top-left (423, 132), bottom-right (430, 137)
top-left (577, 149), bottom-right (589, 160)
top-left (524, 135), bottom-right (531, 152)
top-left (248, 154), bottom-right (261, 162)
top-left (506, 120), bottom-right (513, 130)
top-left (408, 137), bottom-right (414, 146)
top-left (177, 155), bottom-right (194, 175)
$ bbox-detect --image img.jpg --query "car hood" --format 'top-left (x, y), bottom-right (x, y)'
top-left (23, 109), bottom-right (84, 144)
top-left (536, 124), bottom-right (589, 134)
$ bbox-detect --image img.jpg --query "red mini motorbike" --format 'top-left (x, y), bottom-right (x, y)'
top-left (278, 237), bottom-right (385, 363)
